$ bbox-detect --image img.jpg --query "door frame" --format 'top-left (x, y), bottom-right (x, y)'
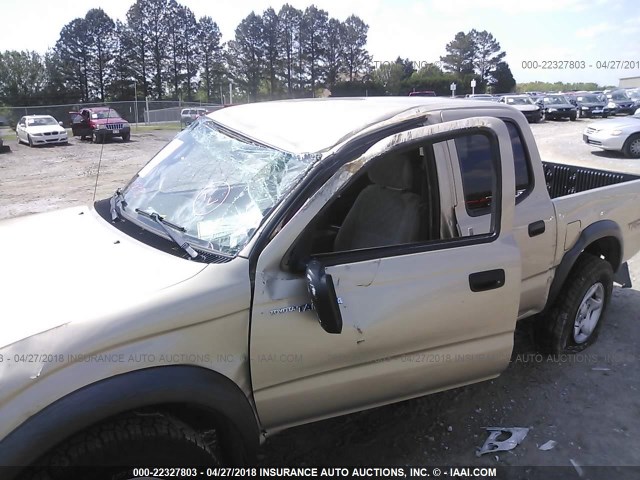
top-left (249, 117), bottom-right (520, 431)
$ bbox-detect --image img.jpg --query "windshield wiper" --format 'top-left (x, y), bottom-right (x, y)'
top-left (135, 209), bottom-right (199, 259)
top-left (110, 188), bottom-right (127, 221)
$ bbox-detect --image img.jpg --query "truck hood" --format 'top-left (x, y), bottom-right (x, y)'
top-left (0, 206), bottom-right (207, 348)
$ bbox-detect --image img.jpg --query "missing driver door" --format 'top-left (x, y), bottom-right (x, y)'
top-left (250, 118), bottom-right (521, 431)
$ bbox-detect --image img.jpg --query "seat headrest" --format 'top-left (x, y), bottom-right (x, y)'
top-left (367, 152), bottom-right (414, 190)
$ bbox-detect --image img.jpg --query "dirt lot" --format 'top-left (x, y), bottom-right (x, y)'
top-left (1, 118), bottom-right (639, 476)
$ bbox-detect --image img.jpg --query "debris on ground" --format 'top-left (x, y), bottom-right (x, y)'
top-left (538, 440), bottom-right (557, 451)
top-left (570, 458), bottom-right (584, 477)
top-left (476, 427), bottom-right (529, 456)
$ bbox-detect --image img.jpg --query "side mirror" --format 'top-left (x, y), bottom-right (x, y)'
top-left (305, 260), bottom-right (343, 334)
top-left (59, 121), bottom-right (64, 127)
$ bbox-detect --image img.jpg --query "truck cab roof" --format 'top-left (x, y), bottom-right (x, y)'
top-left (208, 97), bottom-right (513, 154)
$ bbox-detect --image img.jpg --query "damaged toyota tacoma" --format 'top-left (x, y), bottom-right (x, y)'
top-left (2, 97), bottom-right (640, 476)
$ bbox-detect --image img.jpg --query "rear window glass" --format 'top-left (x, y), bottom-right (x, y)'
top-left (455, 134), bottom-right (495, 216)
top-left (455, 121), bottom-right (532, 216)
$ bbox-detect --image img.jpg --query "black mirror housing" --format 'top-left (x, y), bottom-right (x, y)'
top-left (306, 260), bottom-right (343, 334)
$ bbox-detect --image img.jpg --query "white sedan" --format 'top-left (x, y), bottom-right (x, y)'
top-left (583, 112), bottom-right (640, 158)
top-left (16, 115), bottom-right (68, 147)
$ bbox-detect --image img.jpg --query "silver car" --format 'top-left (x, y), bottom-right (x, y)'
top-left (583, 112), bottom-right (640, 158)
top-left (500, 95), bottom-right (542, 123)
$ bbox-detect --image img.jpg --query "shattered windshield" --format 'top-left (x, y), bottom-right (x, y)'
top-left (121, 119), bottom-right (315, 257)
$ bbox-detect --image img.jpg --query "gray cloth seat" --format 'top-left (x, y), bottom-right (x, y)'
top-left (334, 153), bottom-right (421, 251)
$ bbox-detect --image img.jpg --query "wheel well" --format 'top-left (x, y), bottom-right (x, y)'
top-left (0, 366), bottom-right (260, 472)
top-left (548, 222), bottom-right (623, 306)
top-left (154, 403), bottom-right (251, 465)
top-left (583, 236), bottom-right (621, 272)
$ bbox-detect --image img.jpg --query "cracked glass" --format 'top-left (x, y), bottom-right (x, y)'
top-left (121, 118), bottom-right (316, 256)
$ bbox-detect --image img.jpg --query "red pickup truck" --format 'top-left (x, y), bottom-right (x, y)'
top-left (69, 107), bottom-right (131, 143)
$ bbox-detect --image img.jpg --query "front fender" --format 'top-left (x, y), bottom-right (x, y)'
top-left (0, 365), bottom-right (260, 472)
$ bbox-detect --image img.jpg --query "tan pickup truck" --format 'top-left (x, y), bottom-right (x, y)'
top-left (2, 97), bottom-right (640, 475)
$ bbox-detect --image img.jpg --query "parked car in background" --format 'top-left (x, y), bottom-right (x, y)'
top-left (465, 94), bottom-right (496, 101)
top-left (575, 94), bottom-right (611, 118)
top-left (16, 115), bottom-right (68, 147)
top-left (625, 88), bottom-right (640, 109)
top-left (562, 92), bottom-right (579, 106)
top-left (539, 95), bottom-right (577, 121)
top-left (69, 107), bottom-right (131, 143)
top-left (583, 111), bottom-right (640, 158)
top-left (606, 90), bottom-right (635, 115)
top-left (181, 108), bottom-right (207, 127)
top-left (499, 94), bottom-right (542, 123)
top-left (409, 91), bottom-right (436, 97)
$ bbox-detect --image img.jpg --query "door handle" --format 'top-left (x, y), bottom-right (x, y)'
top-left (528, 220), bottom-right (546, 237)
top-left (469, 269), bottom-right (505, 292)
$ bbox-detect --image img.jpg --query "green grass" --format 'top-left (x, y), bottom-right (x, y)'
top-left (0, 123), bottom-right (180, 141)
top-left (0, 128), bottom-right (15, 141)
top-left (133, 123), bottom-right (182, 133)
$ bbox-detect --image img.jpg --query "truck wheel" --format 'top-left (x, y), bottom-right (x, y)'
top-left (569, 113), bottom-right (577, 121)
top-left (535, 254), bottom-right (613, 354)
top-left (92, 132), bottom-right (103, 144)
top-left (27, 412), bottom-right (220, 479)
top-left (122, 132), bottom-right (131, 142)
top-left (623, 134), bottom-right (640, 159)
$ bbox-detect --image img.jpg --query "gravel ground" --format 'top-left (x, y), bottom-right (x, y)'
top-left (1, 117), bottom-right (639, 476)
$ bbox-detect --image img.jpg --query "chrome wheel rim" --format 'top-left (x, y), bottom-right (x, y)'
top-left (574, 282), bottom-right (604, 344)
top-left (630, 138), bottom-right (640, 157)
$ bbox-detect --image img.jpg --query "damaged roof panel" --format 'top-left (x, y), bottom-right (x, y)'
top-left (208, 97), bottom-right (501, 154)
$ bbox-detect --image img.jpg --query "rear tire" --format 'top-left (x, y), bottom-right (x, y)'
top-left (534, 254), bottom-right (613, 354)
top-left (24, 412), bottom-right (221, 479)
top-left (623, 134), bottom-right (640, 159)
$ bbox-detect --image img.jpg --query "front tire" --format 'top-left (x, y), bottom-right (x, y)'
top-left (122, 132), bottom-right (131, 142)
top-left (534, 254), bottom-right (613, 354)
top-left (623, 134), bottom-right (640, 159)
top-left (569, 113), bottom-right (577, 121)
top-left (25, 412), bottom-right (220, 479)
top-left (92, 131), bottom-right (103, 144)
top-left (28, 134), bottom-right (34, 147)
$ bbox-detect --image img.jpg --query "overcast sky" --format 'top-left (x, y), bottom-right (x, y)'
top-left (2, 0), bottom-right (639, 87)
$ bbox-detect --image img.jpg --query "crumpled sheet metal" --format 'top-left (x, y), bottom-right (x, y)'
top-left (476, 427), bottom-right (530, 456)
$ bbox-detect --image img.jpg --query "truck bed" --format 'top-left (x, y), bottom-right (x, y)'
top-left (547, 161), bottom-right (640, 266)
top-left (543, 161), bottom-right (640, 199)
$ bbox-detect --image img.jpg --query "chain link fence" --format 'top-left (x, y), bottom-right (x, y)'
top-left (0, 100), bottom-right (223, 129)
